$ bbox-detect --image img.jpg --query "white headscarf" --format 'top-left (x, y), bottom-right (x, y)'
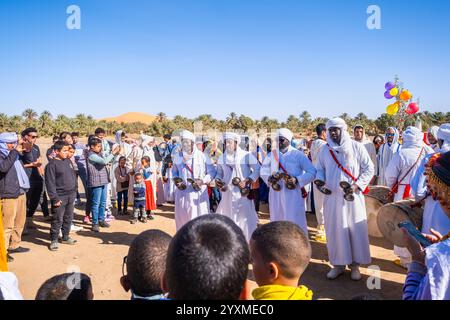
top-left (385, 126), bottom-right (400, 148)
top-left (326, 118), bottom-right (353, 167)
top-left (353, 124), bottom-right (368, 142)
top-left (180, 130), bottom-right (196, 142)
top-left (437, 123), bottom-right (450, 153)
top-left (115, 130), bottom-right (123, 145)
top-left (402, 126), bottom-right (424, 149)
top-left (140, 134), bottom-right (155, 150)
top-left (427, 126), bottom-right (439, 150)
top-left (277, 128), bottom-right (294, 142)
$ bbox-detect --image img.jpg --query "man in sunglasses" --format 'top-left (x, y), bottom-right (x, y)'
top-left (377, 127), bottom-right (401, 186)
top-left (21, 128), bottom-right (49, 232)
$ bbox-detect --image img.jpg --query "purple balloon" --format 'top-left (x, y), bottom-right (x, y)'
top-left (384, 91), bottom-right (394, 99)
top-left (385, 82), bottom-right (395, 90)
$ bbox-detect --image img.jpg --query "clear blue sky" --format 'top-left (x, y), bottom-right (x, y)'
top-left (1, 0), bottom-right (449, 120)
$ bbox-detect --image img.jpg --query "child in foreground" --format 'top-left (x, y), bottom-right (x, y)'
top-left (131, 173), bottom-right (147, 224)
top-left (250, 221), bottom-right (313, 300)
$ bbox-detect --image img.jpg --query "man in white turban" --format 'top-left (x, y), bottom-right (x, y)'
top-left (315, 118), bottom-right (374, 280)
top-left (385, 126), bottom-right (434, 268)
top-left (426, 126), bottom-right (440, 151)
top-left (353, 124), bottom-right (377, 181)
top-left (172, 130), bottom-right (214, 230)
top-left (377, 127), bottom-right (401, 186)
top-left (260, 128), bottom-right (316, 234)
top-left (214, 132), bottom-right (261, 241)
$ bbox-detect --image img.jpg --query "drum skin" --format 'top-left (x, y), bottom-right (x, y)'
top-left (376, 199), bottom-right (424, 247)
top-left (364, 186), bottom-right (393, 238)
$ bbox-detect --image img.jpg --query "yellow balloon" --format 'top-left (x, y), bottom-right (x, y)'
top-left (386, 103), bottom-right (399, 115)
top-left (389, 87), bottom-right (399, 97)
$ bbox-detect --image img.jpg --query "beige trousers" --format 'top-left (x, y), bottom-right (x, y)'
top-left (1, 194), bottom-right (27, 250)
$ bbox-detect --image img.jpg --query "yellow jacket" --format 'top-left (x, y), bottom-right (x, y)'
top-left (252, 284), bottom-right (313, 300)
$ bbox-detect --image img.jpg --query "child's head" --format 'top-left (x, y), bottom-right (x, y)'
top-left (119, 156), bottom-right (126, 167)
top-left (250, 221), bottom-right (311, 287)
top-left (35, 273), bottom-right (93, 300)
top-left (134, 172), bottom-right (143, 183)
top-left (121, 230), bottom-right (172, 299)
top-left (164, 214), bottom-right (250, 300)
top-left (71, 132), bottom-right (79, 143)
top-left (89, 137), bottom-right (102, 153)
top-left (53, 141), bottom-right (70, 160)
top-left (141, 156), bottom-right (150, 168)
top-left (59, 131), bottom-right (73, 145)
top-left (52, 135), bottom-right (59, 143)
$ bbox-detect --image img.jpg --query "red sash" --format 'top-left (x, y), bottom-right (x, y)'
top-left (328, 148), bottom-right (369, 195)
top-left (389, 147), bottom-right (424, 199)
top-left (273, 151), bottom-right (308, 198)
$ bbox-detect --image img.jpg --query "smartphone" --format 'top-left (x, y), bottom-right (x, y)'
top-left (398, 221), bottom-right (433, 248)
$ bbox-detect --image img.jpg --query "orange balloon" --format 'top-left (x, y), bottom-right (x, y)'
top-left (400, 90), bottom-right (412, 101)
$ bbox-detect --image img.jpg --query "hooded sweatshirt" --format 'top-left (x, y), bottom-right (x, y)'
top-left (252, 284), bottom-right (313, 300)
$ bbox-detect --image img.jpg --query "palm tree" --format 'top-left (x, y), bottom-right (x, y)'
top-left (22, 108), bottom-right (38, 121)
top-left (157, 112), bottom-right (167, 123)
top-left (0, 113), bottom-right (9, 129)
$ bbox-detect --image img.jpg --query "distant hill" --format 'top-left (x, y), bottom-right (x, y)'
top-left (101, 112), bottom-right (158, 124)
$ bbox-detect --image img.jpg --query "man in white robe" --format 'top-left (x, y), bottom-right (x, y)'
top-left (385, 126), bottom-right (434, 268)
top-left (426, 126), bottom-right (440, 152)
top-left (260, 128), bottom-right (316, 235)
top-left (353, 124), bottom-right (377, 180)
top-left (172, 130), bottom-right (213, 230)
top-left (377, 127), bottom-right (401, 186)
top-left (309, 123), bottom-right (328, 242)
top-left (214, 132), bottom-right (261, 241)
top-left (316, 118), bottom-right (374, 280)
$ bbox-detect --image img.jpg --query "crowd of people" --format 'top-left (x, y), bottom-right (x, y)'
top-left (0, 117), bottom-right (449, 300)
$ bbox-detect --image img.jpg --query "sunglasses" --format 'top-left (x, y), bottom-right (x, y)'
top-left (386, 133), bottom-right (395, 137)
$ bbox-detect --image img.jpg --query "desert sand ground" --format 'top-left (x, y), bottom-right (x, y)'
top-left (8, 138), bottom-right (407, 300)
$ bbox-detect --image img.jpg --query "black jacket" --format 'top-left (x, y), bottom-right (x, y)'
top-left (0, 150), bottom-right (32, 199)
top-left (45, 158), bottom-right (77, 203)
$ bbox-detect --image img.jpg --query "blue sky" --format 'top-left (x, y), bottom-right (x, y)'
top-left (1, 0), bottom-right (449, 120)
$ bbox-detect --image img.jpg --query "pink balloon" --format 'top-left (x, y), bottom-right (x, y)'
top-left (406, 102), bottom-right (419, 115)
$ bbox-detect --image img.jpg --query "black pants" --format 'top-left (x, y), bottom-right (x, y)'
top-left (50, 193), bottom-right (76, 241)
top-left (26, 179), bottom-right (50, 217)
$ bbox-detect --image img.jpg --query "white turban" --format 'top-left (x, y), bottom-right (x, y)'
top-left (437, 123), bottom-right (450, 152)
top-left (223, 132), bottom-right (239, 142)
top-left (180, 130), bottom-right (196, 142)
top-left (326, 117), bottom-right (348, 131)
top-left (428, 126), bottom-right (439, 138)
top-left (402, 126), bottom-right (423, 148)
top-left (277, 128), bottom-right (294, 142)
top-left (140, 134), bottom-right (155, 148)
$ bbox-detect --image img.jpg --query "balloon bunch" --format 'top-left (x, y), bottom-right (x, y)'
top-left (383, 77), bottom-right (420, 129)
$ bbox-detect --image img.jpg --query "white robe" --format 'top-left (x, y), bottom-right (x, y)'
top-left (172, 150), bottom-right (213, 230)
top-left (215, 148), bottom-right (261, 241)
top-left (310, 138), bottom-right (327, 227)
top-left (355, 138), bottom-right (377, 181)
top-left (164, 166), bottom-right (175, 202)
top-left (316, 140), bottom-right (374, 266)
top-left (377, 142), bottom-right (401, 186)
top-left (260, 145), bottom-right (316, 235)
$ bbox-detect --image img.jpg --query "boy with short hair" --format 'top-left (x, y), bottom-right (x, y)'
top-left (45, 141), bottom-right (78, 251)
top-left (250, 221), bottom-right (313, 300)
top-left (120, 230), bottom-right (172, 300)
top-left (163, 214), bottom-right (250, 300)
top-left (131, 173), bottom-right (146, 224)
top-left (35, 273), bottom-right (93, 300)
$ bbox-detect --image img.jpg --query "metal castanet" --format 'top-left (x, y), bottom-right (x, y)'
top-left (231, 177), bottom-right (252, 196)
top-left (187, 178), bottom-right (201, 191)
top-left (268, 173), bottom-right (282, 192)
top-left (214, 178), bottom-right (228, 192)
top-left (314, 179), bottom-right (332, 195)
top-left (339, 181), bottom-right (354, 201)
top-left (173, 177), bottom-right (187, 190)
top-left (279, 172), bottom-right (297, 190)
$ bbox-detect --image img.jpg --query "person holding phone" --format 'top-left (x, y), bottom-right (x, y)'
top-left (402, 150), bottom-right (450, 300)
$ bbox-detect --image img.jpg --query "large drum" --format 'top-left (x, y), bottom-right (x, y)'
top-left (376, 200), bottom-right (424, 247)
top-left (365, 186), bottom-right (394, 237)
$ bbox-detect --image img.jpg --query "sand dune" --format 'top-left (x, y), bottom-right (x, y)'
top-left (101, 112), bottom-right (158, 124)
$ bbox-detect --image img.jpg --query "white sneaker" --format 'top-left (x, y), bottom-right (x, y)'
top-left (327, 266), bottom-right (345, 280)
top-left (70, 224), bottom-right (83, 233)
top-left (350, 265), bottom-right (362, 281)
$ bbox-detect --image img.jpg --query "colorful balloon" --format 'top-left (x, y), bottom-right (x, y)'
top-left (384, 91), bottom-right (394, 99)
top-left (389, 87), bottom-right (399, 97)
top-left (386, 102), bottom-right (399, 115)
top-left (400, 90), bottom-right (412, 101)
top-left (385, 82), bottom-right (396, 90)
top-left (406, 102), bottom-right (419, 115)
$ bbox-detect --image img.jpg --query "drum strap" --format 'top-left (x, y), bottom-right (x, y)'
top-left (328, 147), bottom-right (369, 194)
top-left (273, 151), bottom-right (308, 198)
top-left (389, 147), bottom-right (425, 199)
